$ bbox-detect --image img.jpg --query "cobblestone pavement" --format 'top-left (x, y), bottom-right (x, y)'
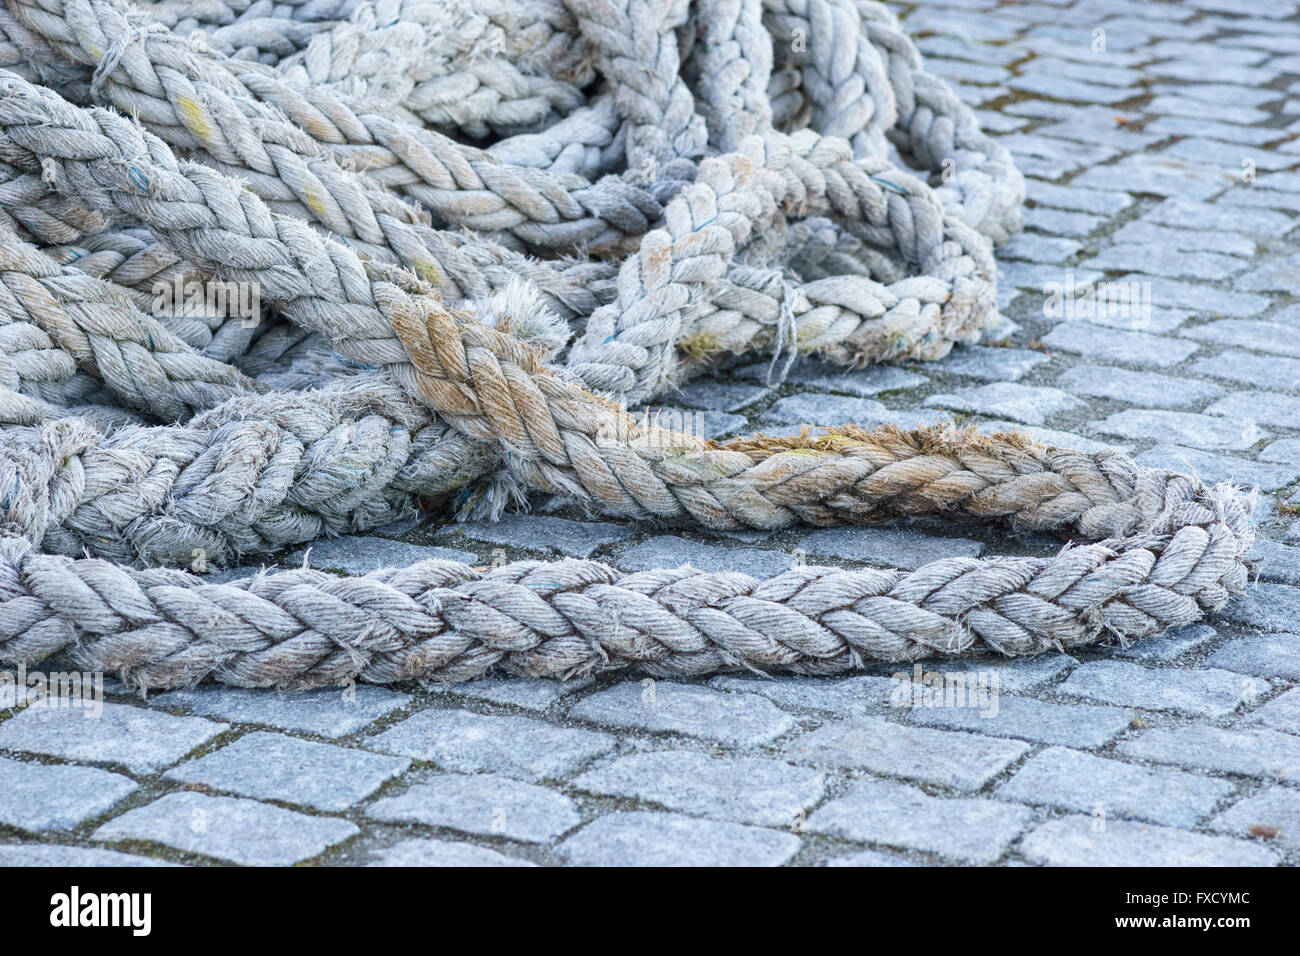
top-left (4, 0), bottom-right (1300, 867)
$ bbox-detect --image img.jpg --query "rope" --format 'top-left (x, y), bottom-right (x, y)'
top-left (0, 0), bottom-right (1258, 692)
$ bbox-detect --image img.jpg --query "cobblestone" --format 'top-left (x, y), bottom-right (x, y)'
top-left (367, 773), bottom-right (580, 843)
top-left (363, 839), bottom-right (536, 866)
top-left (808, 778), bottom-right (1032, 864)
top-left (907, 695), bottom-right (1132, 748)
top-left (93, 792), bottom-right (359, 865)
top-left (164, 732), bottom-right (410, 811)
top-left (1056, 366), bottom-right (1223, 409)
top-left (436, 515), bottom-right (635, 558)
top-left (783, 717), bottom-right (1030, 791)
top-left (555, 812), bottom-right (801, 867)
top-left (0, 702), bottom-right (226, 773)
top-left (1040, 325), bottom-right (1199, 368)
top-left (366, 709), bottom-right (614, 782)
top-left (1209, 787), bottom-right (1300, 851)
top-left (996, 747), bottom-right (1235, 828)
top-left (0, 757), bottom-right (138, 832)
top-left (1117, 726), bottom-right (1300, 783)
top-left (798, 526), bottom-right (983, 569)
top-left (1019, 815), bottom-right (1278, 867)
top-left (573, 751), bottom-right (825, 827)
top-left (569, 682), bottom-right (794, 747)
top-left (924, 382), bottom-right (1084, 425)
top-left (156, 685), bottom-right (410, 738)
top-left (1057, 661), bottom-right (1267, 717)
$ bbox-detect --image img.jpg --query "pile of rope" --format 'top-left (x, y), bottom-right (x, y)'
top-left (0, 0), bottom-right (1256, 690)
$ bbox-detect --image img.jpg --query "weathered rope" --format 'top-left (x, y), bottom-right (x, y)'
top-left (0, 0), bottom-right (1258, 692)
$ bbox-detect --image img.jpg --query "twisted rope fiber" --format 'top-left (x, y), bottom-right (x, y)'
top-left (0, 1), bottom-right (1259, 689)
top-left (4, 0), bottom-right (1013, 407)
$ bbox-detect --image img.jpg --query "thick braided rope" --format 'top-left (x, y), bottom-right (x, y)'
top-left (0, 227), bottom-right (259, 418)
top-left (9, 0), bottom-right (664, 251)
top-left (0, 5), bottom-right (1259, 690)
top-left (0, 466), bottom-right (1254, 689)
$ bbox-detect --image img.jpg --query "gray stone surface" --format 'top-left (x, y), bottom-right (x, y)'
top-left (429, 677), bottom-right (592, 713)
top-left (0, 702), bottom-right (226, 773)
top-left (1218, 584), bottom-right (1300, 631)
top-left (1056, 366), bottom-right (1223, 409)
top-left (366, 709), bottom-right (614, 782)
top-left (808, 778), bottom-right (1032, 864)
top-left (0, 757), bottom-right (138, 832)
top-left (1091, 409), bottom-right (1268, 450)
top-left (996, 747), bottom-right (1235, 828)
top-left (164, 732), bottom-right (410, 811)
top-left (363, 839), bottom-right (536, 867)
top-left (1208, 634), bottom-right (1300, 681)
top-left (285, 536), bottom-right (475, 573)
top-left (573, 751), bottom-right (825, 827)
top-left (1209, 787), bottom-right (1300, 850)
top-left (708, 674), bottom-right (898, 717)
top-left (1019, 816), bottom-right (1278, 867)
top-left (437, 514), bottom-right (635, 558)
top-left (569, 681), bottom-right (794, 747)
top-left (924, 382), bottom-right (1083, 425)
top-left (1057, 661), bottom-right (1268, 717)
top-left (615, 536), bottom-right (793, 578)
top-left (1115, 623), bottom-right (1218, 662)
top-left (1245, 687), bottom-right (1300, 735)
top-left (367, 773), bottom-right (580, 843)
top-left (1040, 324), bottom-right (1199, 368)
top-left (0, 844), bottom-right (179, 867)
top-left (907, 695), bottom-right (1132, 748)
top-left (93, 792), bottom-right (359, 865)
top-left (783, 717), bottom-right (1030, 791)
top-left (555, 812), bottom-right (800, 867)
top-left (1118, 725), bottom-right (1300, 783)
top-left (156, 685), bottom-right (411, 738)
top-left (798, 526), bottom-right (983, 569)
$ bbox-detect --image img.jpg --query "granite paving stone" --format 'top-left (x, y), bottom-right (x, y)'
top-left (436, 515), bottom-right (635, 558)
top-left (1245, 688), bottom-right (1300, 735)
top-left (1019, 815), bottom-right (1277, 867)
top-left (93, 792), bottom-right (359, 866)
top-left (1209, 787), bottom-right (1300, 850)
top-left (924, 382), bottom-right (1084, 425)
top-left (1056, 366), bottom-right (1223, 409)
top-left (907, 695), bottom-right (1132, 748)
top-left (363, 839), bottom-right (536, 867)
top-left (1208, 634), bottom-right (1300, 681)
top-left (0, 844), bottom-right (179, 867)
top-left (367, 773), bottom-right (580, 843)
top-left (155, 685), bottom-right (411, 738)
top-left (285, 536), bottom-right (475, 573)
top-left (569, 682), bottom-right (794, 748)
top-left (808, 778), bottom-right (1032, 864)
top-left (555, 812), bottom-right (801, 867)
top-left (1117, 726), bottom-right (1300, 784)
top-left (797, 526), bottom-right (983, 569)
top-left (0, 757), bottom-right (138, 833)
top-left (366, 709), bottom-right (615, 782)
top-left (164, 732), bottom-right (410, 811)
top-left (1056, 661), bottom-right (1267, 717)
top-left (783, 717), bottom-right (1030, 791)
top-left (0, 702), bottom-right (227, 773)
top-left (996, 747), bottom-right (1235, 828)
top-left (573, 751), bottom-right (825, 827)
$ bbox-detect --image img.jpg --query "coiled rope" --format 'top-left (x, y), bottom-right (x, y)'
top-left (0, 0), bottom-right (1256, 691)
